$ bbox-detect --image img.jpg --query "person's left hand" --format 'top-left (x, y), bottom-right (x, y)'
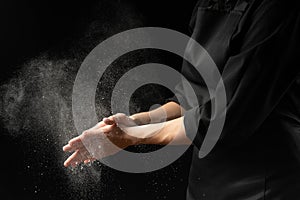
top-left (63, 114), bottom-right (139, 167)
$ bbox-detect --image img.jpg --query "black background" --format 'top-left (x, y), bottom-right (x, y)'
top-left (0, 0), bottom-right (198, 199)
top-left (1, 0), bottom-right (197, 82)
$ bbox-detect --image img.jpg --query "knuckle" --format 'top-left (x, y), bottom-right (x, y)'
top-left (82, 130), bottom-right (89, 137)
top-left (115, 113), bottom-right (126, 118)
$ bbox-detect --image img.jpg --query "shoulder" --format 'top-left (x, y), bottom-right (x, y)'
top-left (243, 0), bottom-right (299, 35)
top-left (249, 0), bottom-right (299, 20)
top-left (234, 0), bottom-right (300, 52)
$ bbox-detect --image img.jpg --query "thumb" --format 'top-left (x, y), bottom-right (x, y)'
top-left (103, 117), bottom-right (115, 125)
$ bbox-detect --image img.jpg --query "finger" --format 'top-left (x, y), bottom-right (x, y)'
top-left (76, 150), bottom-right (94, 166)
top-left (63, 144), bottom-right (86, 152)
top-left (64, 150), bottom-right (80, 167)
top-left (103, 117), bottom-right (115, 125)
top-left (62, 138), bottom-right (82, 152)
top-left (94, 121), bottom-right (106, 128)
top-left (68, 136), bottom-right (84, 148)
top-left (64, 149), bottom-right (90, 167)
top-left (101, 124), bottom-right (116, 133)
top-left (84, 157), bottom-right (96, 164)
top-left (63, 144), bottom-right (73, 152)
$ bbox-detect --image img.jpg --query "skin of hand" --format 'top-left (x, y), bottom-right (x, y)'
top-left (111, 114), bottom-right (191, 146)
top-left (63, 103), bottom-right (188, 167)
top-left (62, 116), bottom-right (139, 167)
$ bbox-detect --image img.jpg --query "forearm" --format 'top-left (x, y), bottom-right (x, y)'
top-left (130, 102), bottom-right (185, 125)
top-left (134, 117), bottom-right (191, 146)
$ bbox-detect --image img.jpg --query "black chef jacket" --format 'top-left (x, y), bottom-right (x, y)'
top-left (170, 0), bottom-right (300, 199)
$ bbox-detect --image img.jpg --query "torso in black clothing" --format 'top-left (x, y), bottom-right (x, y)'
top-left (179, 0), bottom-right (300, 199)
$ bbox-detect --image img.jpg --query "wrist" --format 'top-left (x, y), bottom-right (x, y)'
top-left (136, 122), bottom-right (173, 145)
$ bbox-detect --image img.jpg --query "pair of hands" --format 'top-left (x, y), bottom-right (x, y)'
top-left (63, 113), bottom-right (139, 167)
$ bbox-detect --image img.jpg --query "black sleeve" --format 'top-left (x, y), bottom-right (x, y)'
top-left (184, 1), bottom-right (300, 149)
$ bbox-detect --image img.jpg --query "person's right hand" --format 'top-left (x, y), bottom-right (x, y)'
top-left (103, 113), bottom-right (137, 129)
top-left (105, 113), bottom-right (166, 139)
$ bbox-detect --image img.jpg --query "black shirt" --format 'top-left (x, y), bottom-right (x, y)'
top-left (172, 0), bottom-right (300, 199)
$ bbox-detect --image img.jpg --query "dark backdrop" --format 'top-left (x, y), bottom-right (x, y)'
top-left (0, 1), bottom-right (198, 200)
top-left (1, 0), bottom-right (196, 81)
